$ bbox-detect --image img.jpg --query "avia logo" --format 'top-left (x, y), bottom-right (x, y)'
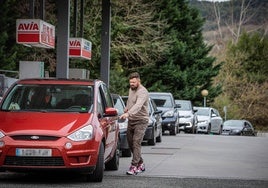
top-left (30, 136), bottom-right (40, 140)
top-left (18, 22), bottom-right (39, 31)
top-left (69, 40), bottom-right (81, 47)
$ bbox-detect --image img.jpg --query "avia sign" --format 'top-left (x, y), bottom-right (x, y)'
top-left (16, 19), bottom-right (55, 49)
top-left (69, 38), bottom-right (92, 60)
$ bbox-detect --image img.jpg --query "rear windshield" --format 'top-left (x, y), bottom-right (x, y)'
top-left (1, 84), bottom-right (93, 113)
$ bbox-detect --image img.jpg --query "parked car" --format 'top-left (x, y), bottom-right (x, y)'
top-left (195, 107), bottom-right (223, 134)
top-left (149, 92), bottom-right (180, 135)
top-left (175, 100), bottom-right (198, 134)
top-left (0, 78), bottom-right (120, 182)
top-left (111, 94), bottom-right (131, 157)
top-left (222, 120), bottom-right (255, 136)
top-left (143, 98), bottom-right (163, 145)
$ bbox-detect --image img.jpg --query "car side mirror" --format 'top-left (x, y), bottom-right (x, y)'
top-left (104, 107), bottom-right (118, 117)
top-left (154, 110), bottom-right (162, 115)
top-left (193, 109), bottom-right (198, 113)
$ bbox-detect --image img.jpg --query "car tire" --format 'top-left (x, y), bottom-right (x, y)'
top-left (207, 124), bottom-right (211, 134)
top-left (122, 149), bottom-right (131, 157)
top-left (218, 126), bottom-right (222, 135)
top-left (86, 142), bottom-right (104, 182)
top-left (148, 129), bottom-right (156, 145)
top-left (105, 138), bottom-right (120, 170)
top-left (170, 126), bottom-right (177, 135)
top-left (156, 131), bottom-right (162, 143)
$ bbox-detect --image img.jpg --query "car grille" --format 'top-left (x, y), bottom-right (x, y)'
top-left (11, 135), bottom-right (60, 141)
top-left (222, 130), bottom-right (230, 134)
top-left (4, 156), bottom-right (65, 166)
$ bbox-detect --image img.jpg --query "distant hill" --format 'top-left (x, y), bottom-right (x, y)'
top-left (189, 0), bottom-right (268, 32)
top-left (189, 0), bottom-right (268, 54)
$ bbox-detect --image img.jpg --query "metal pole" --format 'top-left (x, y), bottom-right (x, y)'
top-left (80, 0), bottom-right (84, 38)
top-left (204, 97), bottom-right (206, 107)
top-left (40, 0), bottom-right (45, 20)
top-left (56, 0), bottom-right (70, 78)
top-left (73, 0), bottom-right (78, 37)
top-left (100, 0), bottom-right (111, 87)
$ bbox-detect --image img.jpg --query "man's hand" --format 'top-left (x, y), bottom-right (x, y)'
top-left (120, 112), bottom-right (129, 119)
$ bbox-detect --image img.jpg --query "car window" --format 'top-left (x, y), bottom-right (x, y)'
top-left (1, 84), bottom-right (93, 112)
top-left (211, 109), bottom-right (217, 117)
top-left (150, 99), bottom-right (158, 112)
top-left (97, 92), bottom-right (104, 114)
top-left (100, 84), bottom-right (113, 108)
top-left (150, 95), bottom-right (173, 108)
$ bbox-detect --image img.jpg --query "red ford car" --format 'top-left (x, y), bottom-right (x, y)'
top-left (0, 78), bottom-right (120, 182)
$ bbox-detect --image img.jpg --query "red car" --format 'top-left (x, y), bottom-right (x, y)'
top-left (0, 78), bottom-right (120, 182)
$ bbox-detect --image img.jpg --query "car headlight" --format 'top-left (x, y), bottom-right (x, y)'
top-left (198, 120), bottom-right (208, 124)
top-left (67, 125), bottom-right (93, 141)
top-left (0, 131), bottom-right (5, 139)
top-left (162, 110), bottom-right (174, 118)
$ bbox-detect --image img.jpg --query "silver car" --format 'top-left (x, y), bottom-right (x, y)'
top-left (195, 107), bottom-right (223, 134)
top-left (175, 100), bottom-right (198, 134)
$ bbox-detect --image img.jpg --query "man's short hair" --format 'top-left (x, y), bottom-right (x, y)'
top-left (129, 72), bottom-right (140, 79)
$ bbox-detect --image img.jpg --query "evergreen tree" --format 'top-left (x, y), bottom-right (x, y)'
top-left (140, 0), bottom-right (222, 105)
top-left (0, 0), bottom-right (30, 77)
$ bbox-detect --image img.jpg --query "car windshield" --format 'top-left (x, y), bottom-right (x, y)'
top-left (150, 95), bottom-right (173, 108)
top-left (224, 120), bottom-right (244, 128)
top-left (176, 101), bottom-right (191, 110)
top-left (196, 108), bottom-right (209, 116)
top-left (1, 84), bottom-right (93, 113)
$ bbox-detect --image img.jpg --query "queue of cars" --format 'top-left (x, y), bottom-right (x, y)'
top-left (0, 79), bottom-right (256, 182)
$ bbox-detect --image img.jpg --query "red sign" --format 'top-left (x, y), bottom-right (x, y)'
top-left (16, 19), bottom-right (55, 49)
top-left (69, 38), bottom-right (92, 60)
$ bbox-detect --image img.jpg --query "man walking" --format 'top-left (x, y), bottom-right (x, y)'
top-left (120, 72), bottom-right (149, 175)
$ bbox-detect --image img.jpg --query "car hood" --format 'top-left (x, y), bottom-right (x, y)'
top-left (197, 115), bottom-right (209, 121)
top-left (157, 107), bottom-right (174, 114)
top-left (178, 110), bottom-right (192, 116)
top-left (0, 111), bottom-right (92, 136)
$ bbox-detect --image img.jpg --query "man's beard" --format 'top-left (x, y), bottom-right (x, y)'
top-left (130, 85), bottom-right (138, 90)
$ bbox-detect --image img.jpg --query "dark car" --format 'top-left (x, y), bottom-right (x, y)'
top-left (143, 98), bottom-right (162, 145)
top-left (0, 78), bottom-right (120, 182)
top-left (149, 92), bottom-right (180, 135)
top-left (222, 120), bottom-right (255, 136)
top-left (175, 100), bottom-right (198, 134)
top-left (111, 94), bottom-right (131, 157)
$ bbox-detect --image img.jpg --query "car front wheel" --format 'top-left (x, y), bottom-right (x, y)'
top-left (148, 129), bottom-right (156, 145)
top-left (105, 138), bottom-right (120, 170)
top-left (86, 142), bottom-right (104, 182)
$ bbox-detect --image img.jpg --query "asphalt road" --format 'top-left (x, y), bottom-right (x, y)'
top-left (1, 133), bottom-right (268, 188)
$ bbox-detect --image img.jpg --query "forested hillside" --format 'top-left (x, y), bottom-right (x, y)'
top-left (189, 0), bottom-right (268, 130)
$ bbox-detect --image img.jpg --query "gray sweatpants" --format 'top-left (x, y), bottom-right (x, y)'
top-left (127, 119), bottom-right (148, 166)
